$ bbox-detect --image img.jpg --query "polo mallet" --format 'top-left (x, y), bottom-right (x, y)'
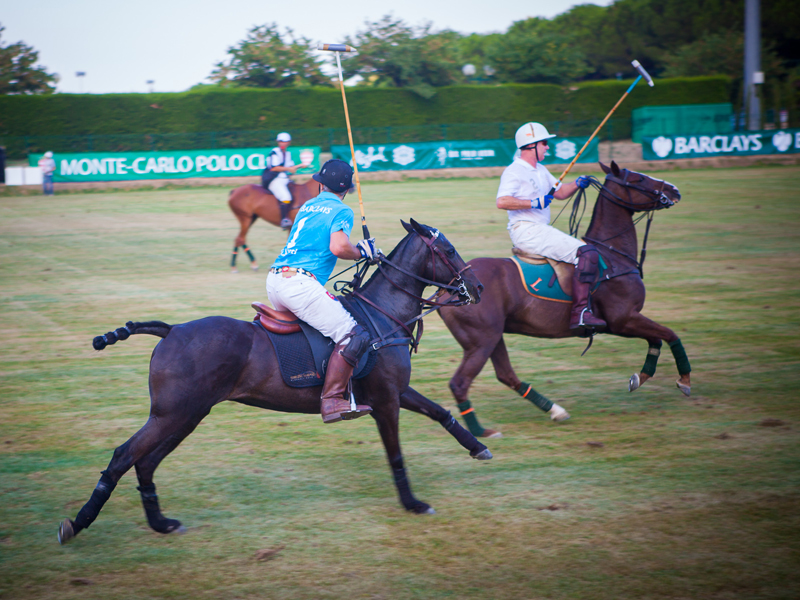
top-left (317, 43), bottom-right (370, 239)
top-left (547, 60), bottom-right (654, 195)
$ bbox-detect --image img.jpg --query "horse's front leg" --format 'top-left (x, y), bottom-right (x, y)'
top-left (371, 396), bottom-right (434, 515)
top-left (612, 312), bottom-right (692, 396)
top-left (400, 387), bottom-right (492, 460)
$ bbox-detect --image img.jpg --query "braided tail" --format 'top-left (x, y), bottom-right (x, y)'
top-left (92, 321), bottom-right (173, 351)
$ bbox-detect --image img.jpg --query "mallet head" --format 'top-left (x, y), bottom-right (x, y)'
top-left (317, 43), bottom-right (358, 53)
top-left (631, 60), bottom-right (654, 87)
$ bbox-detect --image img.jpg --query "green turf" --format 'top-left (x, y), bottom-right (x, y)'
top-left (1, 166), bottom-right (799, 599)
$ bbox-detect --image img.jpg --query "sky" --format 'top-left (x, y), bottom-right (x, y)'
top-left (3, 0), bottom-right (612, 94)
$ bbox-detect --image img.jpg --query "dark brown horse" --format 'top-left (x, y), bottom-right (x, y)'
top-left (58, 220), bottom-right (487, 545)
top-left (438, 161), bottom-right (692, 438)
top-left (228, 178), bottom-right (319, 272)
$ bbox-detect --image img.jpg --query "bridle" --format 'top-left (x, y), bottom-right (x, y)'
top-left (559, 170), bottom-right (677, 279)
top-left (333, 228), bottom-right (476, 353)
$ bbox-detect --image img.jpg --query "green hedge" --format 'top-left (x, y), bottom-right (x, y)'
top-left (0, 76), bottom-right (729, 135)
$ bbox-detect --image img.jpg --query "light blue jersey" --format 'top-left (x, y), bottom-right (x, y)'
top-left (271, 192), bottom-right (354, 284)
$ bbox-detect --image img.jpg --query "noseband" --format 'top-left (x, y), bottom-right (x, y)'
top-left (601, 170), bottom-right (675, 211)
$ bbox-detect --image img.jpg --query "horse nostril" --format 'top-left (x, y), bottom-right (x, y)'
top-left (478, 284), bottom-right (485, 293)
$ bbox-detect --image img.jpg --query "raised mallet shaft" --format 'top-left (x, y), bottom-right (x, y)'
top-left (317, 43), bottom-right (369, 238)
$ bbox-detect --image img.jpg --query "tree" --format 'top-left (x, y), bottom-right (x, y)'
top-left (342, 15), bottom-right (463, 98)
top-left (0, 25), bottom-right (58, 95)
top-left (209, 24), bottom-right (328, 88)
top-left (487, 19), bottom-right (590, 84)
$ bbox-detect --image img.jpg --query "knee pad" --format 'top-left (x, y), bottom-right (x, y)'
top-left (576, 245), bottom-right (600, 284)
top-left (339, 325), bottom-right (370, 367)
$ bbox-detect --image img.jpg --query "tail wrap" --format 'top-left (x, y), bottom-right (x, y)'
top-left (93, 320), bottom-right (172, 351)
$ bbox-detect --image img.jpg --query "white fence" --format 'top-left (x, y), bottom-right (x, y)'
top-left (4, 167), bottom-right (43, 186)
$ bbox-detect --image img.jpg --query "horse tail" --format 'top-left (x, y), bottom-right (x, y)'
top-left (92, 321), bottom-right (173, 351)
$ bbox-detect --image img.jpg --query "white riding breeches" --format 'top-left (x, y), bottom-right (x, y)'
top-left (266, 271), bottom-right (357, 345)
top-left (268, 177), bottom-right (292, 203)
top-left (509, 221), bottom-right (584, 265)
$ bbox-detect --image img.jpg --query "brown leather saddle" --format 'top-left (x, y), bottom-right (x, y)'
top-left (252, 302), bottom-right (301, 334)
top-left (511, 247), bottom-right (575, 297)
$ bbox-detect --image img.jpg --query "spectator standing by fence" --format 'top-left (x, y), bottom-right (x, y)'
top-left (38, 151), bottom-right (56, 195)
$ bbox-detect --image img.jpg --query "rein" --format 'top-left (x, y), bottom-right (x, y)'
top-left (335, 229), bottom-right (476, 353)
top-left (561, 171), bottom-right (673, 279)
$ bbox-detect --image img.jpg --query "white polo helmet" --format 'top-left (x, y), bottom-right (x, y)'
top-left (276, 132), bottom-right (291, 142)
top-left (515, 122), bottom-right (556, 149)
top-left (44, 151), bottom-right (53, 158)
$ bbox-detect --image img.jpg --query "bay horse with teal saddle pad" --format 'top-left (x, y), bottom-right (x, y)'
top-left (438, 161), bottom-right (692, 438)
top-left (58, 220), bottom-right (488, 545)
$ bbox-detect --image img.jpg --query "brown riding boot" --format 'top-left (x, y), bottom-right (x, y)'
top-left (569, 245), bottom-right (607, 332)
top-left (320, 344), bottom-right (372, 423)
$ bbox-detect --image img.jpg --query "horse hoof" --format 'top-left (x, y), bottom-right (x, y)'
top-left (251, 264), bottom-right (259, 272)
top-left (58, 518), bottom-right (75, 545)
top-left (471, 448), bottom-right (493, 461)
top-left (548, 404), bottom-right (571, 422)
top-left (479, 429), bottom-right (503, 439)
top-left (231, 268), bottom-right (239, 274)
top-left (676, 379), bottom-right (691, 397)
top-left (629, 373), bottom-right (640, 392)
top-left (422, 507), bottom-right (436, 515)
top-left (172, 525), bottom-right (188, 535)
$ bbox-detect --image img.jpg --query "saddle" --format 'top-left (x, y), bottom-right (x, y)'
top-left (251, 302), bottom-right (375, 388)
top-left (511, 247), bottom-right (574, 297)
top-left (252, 302), bottom-right (301, 334)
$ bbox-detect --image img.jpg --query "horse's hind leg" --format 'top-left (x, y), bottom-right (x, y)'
top-left (371, 399), bottom-right (433, 515)
top-left (614, 312), bottom-right (692, 396)
top-left (231, 211), bottom-right (258, 273)
top-left (490, 338), bottom-right (570, 422)
top-left (58, 415), bottom-right (191, 544)
top-left (400, 387), bottom-right (491, 460)
top-left (134, 411), bottom-right (208, 534)
top-left (449, 338), bottom-right (503, 438)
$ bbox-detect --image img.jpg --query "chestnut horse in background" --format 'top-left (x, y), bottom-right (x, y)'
top-left (438, 161), bottom-right (692, 438)
top-left (227, 179), bottom-right (319, 272)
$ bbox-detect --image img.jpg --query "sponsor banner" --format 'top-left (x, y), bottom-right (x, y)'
top-left (28, 147), bottom-right (320, 182)
top-left (643, 129), bottom-right (800, 160)
top-left (331, 137), bottom-right (598, 172)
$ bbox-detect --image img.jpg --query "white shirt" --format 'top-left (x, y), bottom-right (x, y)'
top-left (497, 158), bottom-right (558, 227)
top-left (38, 157), bottom-right (56, 175)
top-left (267, 147), bottom-right (295, 181)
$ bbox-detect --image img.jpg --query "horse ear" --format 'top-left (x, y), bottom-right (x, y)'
top-left (600, 162), bottom-right (611, 175)
top-left (409, 218), bottom-right (430, 237)
top-left (610, 161), bottom-right (621, 177)
top-left (401, 220), bottom-right (413, 234)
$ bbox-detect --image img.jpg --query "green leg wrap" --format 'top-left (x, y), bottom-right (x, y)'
top-left (669, 339), bottom-right (692, 375)
top-left (456, 400), bottom-right (485, 437)
top-left (243, 245), bottom-right (256, 262)
top-left (231, 246), bottom-right (238, 268)
top-left (641, 340), bottom-right (662, 377)
top-left (516, 381), bottom-right (553, 413)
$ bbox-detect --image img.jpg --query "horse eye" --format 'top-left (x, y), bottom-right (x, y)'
top-left (446, 247), bottom-right (456, 257)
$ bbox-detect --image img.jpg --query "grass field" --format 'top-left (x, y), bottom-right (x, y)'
top-left (1, 166), bottom-right (799, 599)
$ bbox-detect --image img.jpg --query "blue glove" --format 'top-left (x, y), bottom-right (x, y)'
top-left (532, 195), bottom-right (553, 209)
top-left (357, 238), bottom-right (377, 261)
top-left (576, 176), bottom-right (591, 189)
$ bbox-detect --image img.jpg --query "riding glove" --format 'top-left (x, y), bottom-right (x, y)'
top-left (576, 176), bottom-right (591, 189)
top-left (357, 238), bottom-right (378, 261)
top-left (532, 195), bottom-right (553, 209)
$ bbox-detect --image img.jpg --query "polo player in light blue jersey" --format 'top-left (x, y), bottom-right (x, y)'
top-left (266, 160), bottom-right (377, 423)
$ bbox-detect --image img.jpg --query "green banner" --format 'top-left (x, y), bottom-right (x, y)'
top-left (642, 129), bottom-right (800, 160)
top-left (331, 137), bottom-right (598, 172)
top-left (28, 147), bottom-right (321, 182)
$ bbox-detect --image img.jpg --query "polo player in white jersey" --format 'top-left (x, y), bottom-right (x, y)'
top-left (496, 122), bottom-right (605, 332)
top-left (266, 159), bottom-right (378, 423)
top-left (262, 132), bottom-right (305, 229)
